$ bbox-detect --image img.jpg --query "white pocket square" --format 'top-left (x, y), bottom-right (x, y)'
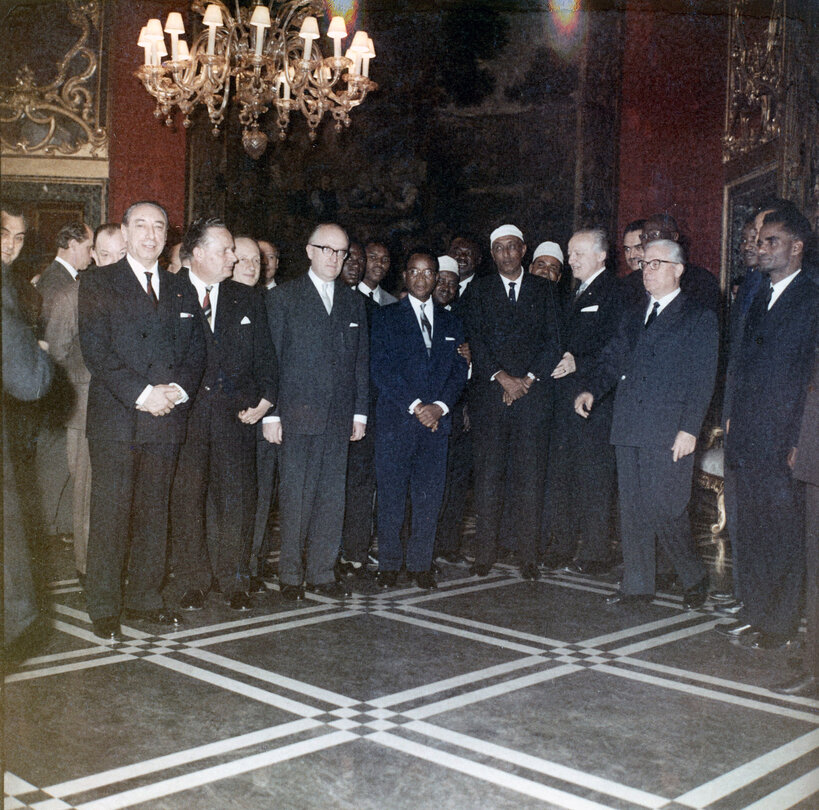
top-left (180, 312), bottom-right (193, 318)
top-left (445, 336), bottom-right (456, 341)
top-left (349, 322), bottom-right (359, 327)
top-left (580, 305), bottom-right (599, 312)
top-left (240, 316), bottom-right (251, 325)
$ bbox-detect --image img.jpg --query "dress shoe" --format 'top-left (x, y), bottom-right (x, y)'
top-left (306, 581), bottom-right (351, 598)
top-left (412, 570), bottom-right (437, 590)
top-left (435, 551), bottom-right (468, 566)
top-left (605, 592), bottom-right (654, 605)
top-left (714, 621), bottom-right (755, 638)
top-left (122, 608), bottom-right (182, 627)
top-left (91, 616), bottom-right (124, 641)
top-left (538, 553), bottom-right (572, 572)
top-left (713, 599), bottom-right (744, 616)
top-left (520, 562), bottom-right (540, 581)
top-left (566, 559), bottom-right (612, 576)
top-left (179, 589), bottom-right (205, 611)
top-left (54, 532), bottom-right (73, 545)
top-left (682, 578), bottom-right (709, 611)
top-left (771, 673), bottom-right (817, 697)
top-left (227, 591), bottom-right (252, 611)
top-left (710, 590), bottom-right (735, 603)
top-left (376, 570), bottom-right (399, 589)
top-left (335, 557), bottom-right (362, 580)
top-left (260, 560), bottom-right (277, 579)
top-left (280, 584), bottom-right (305, 601)
top-left (655, 573), bottom-right (677, 591)
top-left (470, 563), bottom-right (492, 578)
top-left (76, 570), bottom-right (86, 589)
top-left (248, 576), bottom-right (267, 594)
top-left (743, 632), bottom-right (797, 652)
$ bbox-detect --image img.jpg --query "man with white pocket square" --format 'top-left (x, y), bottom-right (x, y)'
top-left (545, 229), bottom-right (627, 574)
top-left (171, 218), bottom-right (277, 613)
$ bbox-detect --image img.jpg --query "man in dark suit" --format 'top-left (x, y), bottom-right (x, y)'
top-left (722, 207), bottom-right (818, 649)
top-left (576, 238), bottom-right (718, 608)
top-left (264, 223), bottom-right (369, 600)
top-left (465, 224), bottom-right (562, 580)
top-left (79, 201), bottom-right (205, 640)
top-left (170, 218), bottom-right (277, 612)
top-left (547, 228), bottom-right (626, 574)
top-left (370, 252), bottom-right (468, 589)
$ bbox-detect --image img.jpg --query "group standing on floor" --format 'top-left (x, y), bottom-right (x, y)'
top-left (1, 197), bottom-right (817, 698)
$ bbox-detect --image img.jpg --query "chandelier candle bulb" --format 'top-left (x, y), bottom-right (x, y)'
top-left (177, 40), bottom-right (190, 61)
top-left (300, 16), bottom-right (320, 61)
top-left (164, 12), bottom-right (185, 61)
top-left (327, 15), bottom-right (347, 60)
top-left (250, 4), bottom-right (271, 56)
top-left (138, 26), bottom-right (152, 65)
top-left (202, 4), bottom-right (223, 55)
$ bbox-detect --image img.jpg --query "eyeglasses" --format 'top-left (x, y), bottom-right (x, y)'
top-left (310, 244), bottom-right (349, 261)
top-left (637, 258), bottom-right (678, 271)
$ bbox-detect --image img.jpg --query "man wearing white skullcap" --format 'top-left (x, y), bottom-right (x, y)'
top-left (464, 224), bottom-right (561, 581)
top-left (529, 241), bottom-right (564, 283)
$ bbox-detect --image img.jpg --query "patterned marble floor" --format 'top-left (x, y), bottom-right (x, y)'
top-left (4, 543), bottom-right (818, 810)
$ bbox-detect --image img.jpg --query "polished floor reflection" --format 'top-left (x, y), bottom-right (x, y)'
top-left (4, 526), bottom-right (818, 810)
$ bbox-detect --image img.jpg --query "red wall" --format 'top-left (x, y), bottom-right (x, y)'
top-left (617, 7), bottom-right (727, 274)
top-left (108, 1), bottom-right (188, 230)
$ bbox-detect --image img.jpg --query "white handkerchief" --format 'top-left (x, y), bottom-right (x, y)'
top-left (580, 305), bottom-right (599, 312)
top-left (240, 316), bottom-right (251, 325)
top-left (180, 312), bottom-right (193, 318)
top-left (349, 322), bottom-right (359, 327)
top-left (445, 336), bottom-right (456, 341)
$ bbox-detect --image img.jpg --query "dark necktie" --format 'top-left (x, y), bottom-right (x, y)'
top-left (644, 300), bottom-right (660, 329)
top-left (202, 285), bottom-right (213, 328)
top-left (761, 282), bottom-right (773, 311)
top-left (420, 303), bottom-right (432, 357)
top-left (508, 281), bottom-right (516, 304)
top-left (144, 272), bottom-right (158, 307)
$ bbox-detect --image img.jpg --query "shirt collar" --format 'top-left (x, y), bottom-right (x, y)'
top-left (577, 266), bottom-right (605, 293)
top-left (54, 256), bottom-right (78, 279)
top-left (649, 286), bottom-right (681, 312)
top-left (498, 268), bottom-right (524, 290)
top-left (309, 268), bottom-right (334, 296)
top-left (127, 253), bottom-right (159, 276)
top-left (188, 269), bottom-right (219, 301)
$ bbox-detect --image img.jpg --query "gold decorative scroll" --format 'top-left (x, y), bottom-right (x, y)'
top-left (0, 0), bottom-right (107, 157)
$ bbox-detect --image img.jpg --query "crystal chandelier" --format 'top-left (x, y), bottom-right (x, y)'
top-left (136, 1), bottom-right (378, 159)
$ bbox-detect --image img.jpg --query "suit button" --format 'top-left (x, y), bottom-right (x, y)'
top-left (142, 332), bottom-right (147, 339)
top-left (756, 336), bottom-right (764, 345)
top-left (620, 375), bottom-right (626, 380)
top-left (204, 385), bottom-right (211, 392)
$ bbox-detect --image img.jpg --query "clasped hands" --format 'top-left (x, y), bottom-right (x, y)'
top-left (138, 384), bottom-right (181, 417)
top-left (414, 403), bottom-right (444, 431)
top-left (496, 370), bottom-right (532, 406)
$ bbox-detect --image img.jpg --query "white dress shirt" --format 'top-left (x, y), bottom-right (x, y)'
top-left (54, 256), bottom-right (78, 280)
top-left (768, 268), bottom-right (801, 309)
top-left (188, 270), bottom-right (220, 330)
top-left (458, 274), bottom-right (474, 297)
top-left (357, 281), bottom-right (392, 305)
top-left (645, 286), bottom-right (681, 322)
top-left (406, 295), bottom-right (449, 417)
top-left (575, 266), bottom-right (605, 297)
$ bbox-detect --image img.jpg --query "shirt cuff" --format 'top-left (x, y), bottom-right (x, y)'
top-left (354, 414), bottom-right (367, 425)
top-left (490, 370), bottom-right (501, 381)
top-left (136, 385), bottom-right (153, 407)
top-left (433, 400), bottom-right (449, 415)
top-left (262, 415), bottom-right (280, 424)
top-left (408, 398), bottom-right (422, 414)
top-left (169, 382), bottom-right (189, 404)
top-left (526, 372), bottom-right (536, 381)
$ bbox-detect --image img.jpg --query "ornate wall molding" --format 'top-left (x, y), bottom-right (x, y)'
top-left (0, 0), bottom-right (108, 158)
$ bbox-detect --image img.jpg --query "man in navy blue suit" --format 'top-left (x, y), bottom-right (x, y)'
top-left (370, 251), bottom-right (468, 589)
top-left (722, 206), bottom-right (819, 650)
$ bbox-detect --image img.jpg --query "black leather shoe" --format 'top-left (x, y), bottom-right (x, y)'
top-left (260, 560), bottom-right (277, 579)
top-left (435, 551), bottom-right (468, 566)
top-left (179, 589), bottom-right (205, 611)
top-left (771, 673), bottom-right (817, 697)
top-left (470, 563), bottom-right (492, 578)
top-left (76, 570), bottom-right (87, 589)
top-left (682, 578), bottom-right (709, 610)
top-left (710, 590), bottom-right (735, 603)
top-left (248, 576), bottom-right (267, 594)
top-left (122, 608), bottom-right (182, 627)
top-left (744, 632), bottom-right (797, 652)
top-left (306, 581), bottom-right (351, 598)
top-left (520, 562), bottom-right (540, 581)
top-left (605, 592), bottom-right (654, 605)
top-left (713, 599), bottom-right (744, 616)
top-left (566, 559), bottom-right (613, 576)
top-left (376, 570), bottom-right (399, 589)
top-left (539, 553), bottom-right (572, 571)
top-left (412, 570), bottom-right (437, 590)
top-left (655, 573), bottom-right (677, 591)
top-left (280, 584), bottom-right (305, 601)
top-left (227, 591), bottom-right (252, 611)
top-left (92, 616), bottom-right (124, 641)
top-left (714, 621), bottom-right (755, 638)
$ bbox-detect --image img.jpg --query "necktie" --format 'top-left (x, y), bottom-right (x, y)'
top-left (144, 272), bottom-right (158, 307)
top-left (575, 282), bottom-right (586, 299)
top-left (644, 300), bottom-right (660, 329)
top-left (419, 302), bottom-right (432, 356)
top-left (202, 285), bottom-right (213, 329)
top-left (321, 282), bottom-right (332, 314)
top-left (508, 281), bottom-right (516, 304)
top-left (369, 290), bottom-right (374, 300)
top-left (761, 282), bottom-right (773, 311)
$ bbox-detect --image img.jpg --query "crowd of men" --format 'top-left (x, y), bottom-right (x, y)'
top-left (2, 196), bottom-right (816, 697)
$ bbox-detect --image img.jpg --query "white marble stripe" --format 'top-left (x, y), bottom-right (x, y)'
top-left (165, 603), bottom-right (337, 639)
top-left (184, 610), bottom-right (361, 647)
top-left (673, 728), bottom-right (819, 808)
top-left (181, 647), bottom-right (357, 707)
top-left (404, 664), bottom-right (582, 720)
top-left (609, 618), bottom-right (724, 655)
top-left (4, 773), bottom-right (37, 795)
top-left (49, 586), bottom-right (84, 595)
top-left (402, 605), bottom-right (566, 646)
top-left (50, 611), bottom-right (149, 640)
top-left (581, 612), bottom-right (709, 647)
top-left (739, 767), bottom-right (819, 810)
top-left (145, 654), bottom-right (324, 714)
top-left (369, 655), bottom-right (547, 708)
top-left (20, 645), bottom-right (115, 667)
top-left (44, 719), bottom-right (322, 798)
top-left (369, 731), bottom-right (617, 810)
top-left (398, 577), bottom-right (518, 605)
top-left (48, 578), bottom-right (80, 587)
top-left (5, 654), bottom-right (135, 683)
top-left (593, 664), bottom-right (819, 724)
top-left (372, 610), bottom-right (546, 654)
top-left (73, 731), bottom-right (357, 810)
top-left (406, 720), bottom-right (669, 808)
top-left (618, 657), bottom-right (819, 708)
